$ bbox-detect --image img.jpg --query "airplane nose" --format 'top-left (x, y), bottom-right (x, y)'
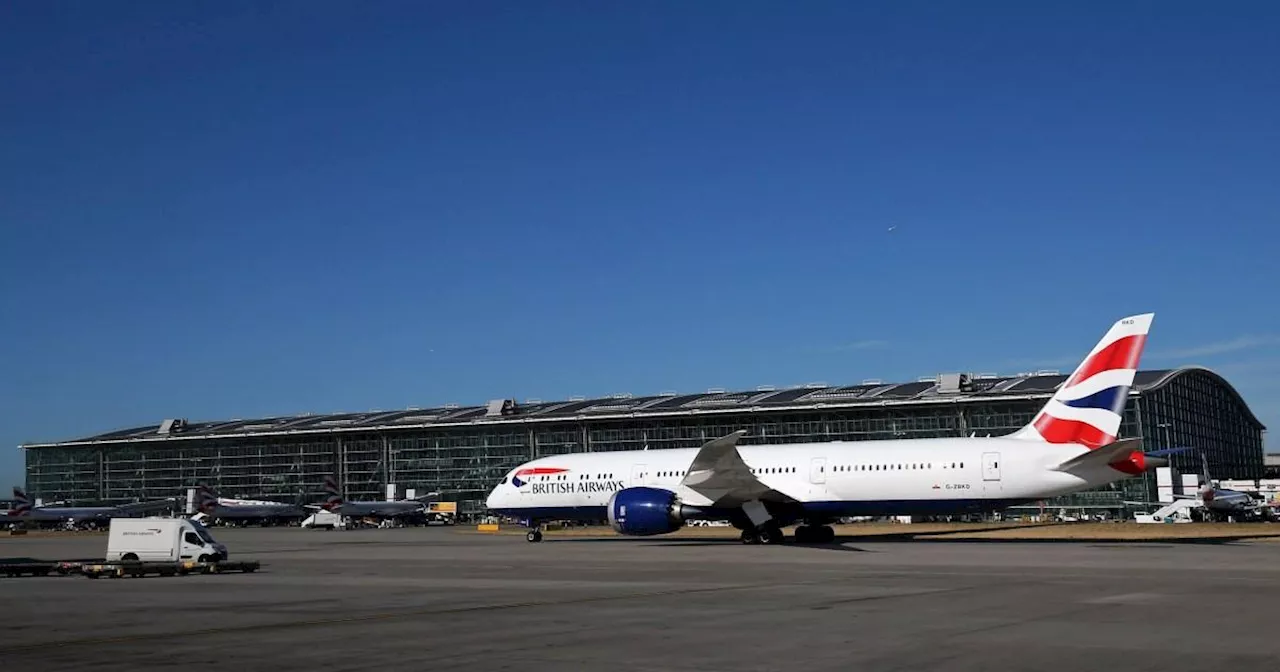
top-left (485, 488), bottom-right (499, 510)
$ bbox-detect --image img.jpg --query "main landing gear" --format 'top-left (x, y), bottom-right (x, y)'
top-left (740, 523), bottom-right (785, 545)
top-left (738, 523), bottom-right (836, 545)
top-left (525, 521), bottom-right (543, 543)
top-left (794, 524), bottom-right (836, 544)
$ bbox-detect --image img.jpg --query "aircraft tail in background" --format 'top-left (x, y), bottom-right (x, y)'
top-left (195, 483), bottom-right (221, 514)
top-left (322, 475), bottom-right (344, 511)
top-left (8, 487), bottom-right (33, 516)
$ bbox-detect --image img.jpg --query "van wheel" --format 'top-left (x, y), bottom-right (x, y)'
top-left (197, 554), bottom-right (211, 563)
top-left (122, 553), bottom-right (139, 563)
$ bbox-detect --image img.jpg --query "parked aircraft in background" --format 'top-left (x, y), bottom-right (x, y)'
top-left (487, 313), bottom-right (1183, 544)
top-left (319, 475), bottom-right (439, 520)
top-left (4, 487), bottom-right (173, 529)
top-left (1180, 454), bottom-right (1274, 522)
top-left (194, 483), bottom-right (308, 526)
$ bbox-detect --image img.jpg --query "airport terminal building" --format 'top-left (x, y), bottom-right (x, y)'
top-left (20, 366), bottom-right (1267, 519)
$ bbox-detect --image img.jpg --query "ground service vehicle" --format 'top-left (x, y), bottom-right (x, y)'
top-left (106, 517), bottom-right (229, 562)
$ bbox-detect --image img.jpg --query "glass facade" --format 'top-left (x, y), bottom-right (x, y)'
top-left (23, 369), bottom-right (1266, 519)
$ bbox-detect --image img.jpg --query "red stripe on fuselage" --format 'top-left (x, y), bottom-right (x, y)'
top-left (1033, 414), bottom-right (1113, 450)
top-left (1066, 335), bottom-right (1146, 388)
top-left (516, 467), bottom-right (568, 476)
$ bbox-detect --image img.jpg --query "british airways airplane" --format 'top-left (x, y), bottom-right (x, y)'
top-left (6, 487), bottom-right (173, 529)
top-left (486, 313), bottom-right (1173, 544)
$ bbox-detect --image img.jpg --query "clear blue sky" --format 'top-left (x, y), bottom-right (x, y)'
top-left (3, 2), bottom-right (1278, 490)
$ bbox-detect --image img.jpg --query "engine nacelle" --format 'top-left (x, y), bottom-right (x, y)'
top-left (606, 487), bottom-right (701, 537)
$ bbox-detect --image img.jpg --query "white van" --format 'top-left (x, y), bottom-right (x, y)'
top-left (106, 517), bottom-right (229, 563)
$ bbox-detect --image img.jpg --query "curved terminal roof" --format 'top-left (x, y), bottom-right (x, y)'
top-left (22, 366), bottom-right (1264, 447)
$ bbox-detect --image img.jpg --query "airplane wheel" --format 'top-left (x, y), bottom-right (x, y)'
top-left (740, 529), bottom-right (760, 545)
top-left (757, 525), bottom-right (780, 545)
top-left (820, 525), bottom-right (836, 543)
top-left (526, 529), bottom-right (543, 543)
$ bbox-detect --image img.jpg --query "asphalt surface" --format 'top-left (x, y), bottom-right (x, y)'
top-left (4, 526), bottom-right (1280, 671)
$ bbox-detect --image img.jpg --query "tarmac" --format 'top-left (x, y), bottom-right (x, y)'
top-left (4, 524), bottom-right (1280, 671)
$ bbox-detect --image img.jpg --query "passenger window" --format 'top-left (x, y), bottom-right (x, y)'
top-left (184, 532), bottom-right (204, 546)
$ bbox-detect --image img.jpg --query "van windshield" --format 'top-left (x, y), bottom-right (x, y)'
top-left (190, 521), bottom-right (217, 544)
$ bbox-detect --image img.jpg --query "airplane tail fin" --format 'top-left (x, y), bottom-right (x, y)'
top-left (1198, 451), bottom-right (1216, 498)
top-left (1010, 313), bottom-right (1154, 450)
top-left (1200, 452), bottom-right (1214, 485)
top-left (322, 475), bottom-right (343, 510)
top-left (9, 487), bottom-right (32, 517)
top-left (195, 483), bottom-right (220, 514)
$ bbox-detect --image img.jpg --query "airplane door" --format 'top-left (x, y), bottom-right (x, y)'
top-left (631, 464), bottom-right (647, 487)
top-left (982, 453), bottom-right (1002, 482)
top-left (809, 458), bottom-right (827, 485)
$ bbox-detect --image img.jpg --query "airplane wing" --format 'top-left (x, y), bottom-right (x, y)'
top-left (678, 430), bottom-right (798, 507)
top-left (114, 499), bottom-right (177, 515)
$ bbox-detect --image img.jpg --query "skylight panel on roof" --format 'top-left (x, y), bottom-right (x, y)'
top-left (395, 415), bottom-right (440, 423)
top-left (584, 403), bottom-right (635, 412)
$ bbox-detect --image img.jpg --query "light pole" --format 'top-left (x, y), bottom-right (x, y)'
top-left (1156, 422), bottom-right (1173, 451)
top-left (1156, 422), bottom-right (1177, 499)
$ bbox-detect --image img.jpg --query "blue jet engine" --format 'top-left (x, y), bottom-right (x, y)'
top-left (606, 487), bottom-right (705, 536)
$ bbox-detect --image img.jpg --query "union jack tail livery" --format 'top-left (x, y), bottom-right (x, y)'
top-left (195, 483), bottom-right (220, 514)
top-left (323, 475), bottom-right (344, 510)
top-left (1011, 313), bottom-right (1154, 450)
top-left (8, 487), bottom-right (32, 516)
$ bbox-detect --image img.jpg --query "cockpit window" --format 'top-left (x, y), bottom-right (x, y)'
top-left (500, 477), bottom-right (508, 484)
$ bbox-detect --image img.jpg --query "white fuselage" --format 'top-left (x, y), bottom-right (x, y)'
top-left (485, 436), bottom-right (1123, 520)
